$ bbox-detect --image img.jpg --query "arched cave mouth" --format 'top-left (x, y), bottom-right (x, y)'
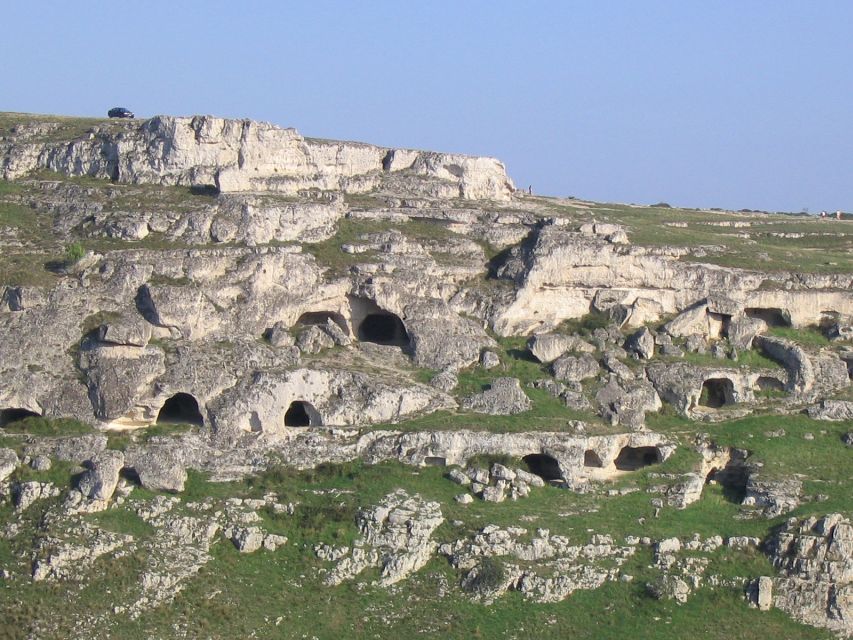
top-left (0, 408), bottom-right (41, 428)
top-left (745, 308), bottom-right (791, 327)
top-left (614, 446), bottom-right (661, 471)
top-left (705, 462), bottom-right (750, 503)
top-left (295, 311), bottom-right (349, 335)
top-left (283, 401), bottom-right (322, 427)
top-left (583, 449), bottom-right (603, 468)
top-left (523, 454), bottom-right (563, 482)
top-left (699, 378), bottom-right (735, 409)
top-left (358, 312), bottom-right (410, 347)
top-left (156, 393), bottom-right (204, 427)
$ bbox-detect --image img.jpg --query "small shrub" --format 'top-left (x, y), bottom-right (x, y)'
top-left (64, 242), bottom-right (85, 265)
top-left (464, 557), bottom-right (505, 594)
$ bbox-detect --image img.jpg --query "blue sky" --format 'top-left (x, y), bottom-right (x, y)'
top-left (3, 1), bottom-right (852, 212)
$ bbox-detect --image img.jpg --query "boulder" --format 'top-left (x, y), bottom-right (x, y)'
top-left (78, 450), bottom-right (125, 502)
top-left (806, 400), bottom-right (853, 421)
top-left (462, 378), bottom-right (531, 415)
top-left (528, 334), bottom-right (595, 363)
top-left (552, 354), bottom-right (599, 383)
top-left (131, 448), bottom-right (187, 493)
top-left (0, 448), bottom-right (19, 482)
top-left (625, 327), bottom-right (655, 359)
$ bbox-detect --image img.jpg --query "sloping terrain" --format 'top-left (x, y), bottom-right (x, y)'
top-left (0, 112), bottom-right (851, 639)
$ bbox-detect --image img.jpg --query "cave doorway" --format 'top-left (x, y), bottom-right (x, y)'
top-left (614, 446), bottom-right (661, 471)
top-left (295, 311), bottom-right (348, 335)
top-left (156, 393), bottom-right (204, 427)
top-left (358, 313), bottom-right (409, 347)
top-left (523, 454), bottom-right (563, 482)
top-left (0, 408), bottom-right (41, 428)
top-left (283, 401), bottom-right (322, 427)
top-left (705, 460), bottom-right (750, 503)
top-left (700, 378), bottom-right (735, 408)
top-left (583, 450), bottom-right (603, 468)
top-left (745, 308), bottom-right (790, 327)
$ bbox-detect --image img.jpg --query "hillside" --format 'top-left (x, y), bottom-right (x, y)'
top-left (0, 112), bottom-right (851, 639)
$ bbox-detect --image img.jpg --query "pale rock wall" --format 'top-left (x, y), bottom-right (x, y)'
top-left (1, 115), bottom-right (515, 201)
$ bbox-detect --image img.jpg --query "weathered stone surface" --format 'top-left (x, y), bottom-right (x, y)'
top-left (129, 447), bottom-right (187, 493)
top-left (625, 327), bottom-right (655, 359)
top-left (461, 377), bottom-right (531, 415)
top-left (552, 354), bottom-right (599, 383)
top-left (807, 399), bottom-right (853, 421)
top-left (528, 333), bottom-right (595, 363)
top-left (765, 514), bottom-right (853, 636)
top-left (77, 450), bottom-right (125, 502)
top-left (742, 475), bottom-right (801, 517)
top-left (0, 448), bottom-right (19, 482)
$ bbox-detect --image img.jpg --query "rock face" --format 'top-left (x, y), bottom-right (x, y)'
top-left (1, 115), bottom-right (515, 201)
top-left (766, 514), bottom-right (853, 636)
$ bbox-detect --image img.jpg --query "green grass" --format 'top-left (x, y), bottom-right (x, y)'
top-left (765, 325), bottom-right (832, 348)
top-left (0, 416), bottom-right (95, 437)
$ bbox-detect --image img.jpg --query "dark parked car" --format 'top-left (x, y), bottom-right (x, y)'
top-left (108, 107), bottom-right (134, 119)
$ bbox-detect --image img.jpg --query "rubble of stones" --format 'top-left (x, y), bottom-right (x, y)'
top-left (0, 113), bottom-right (851, 636)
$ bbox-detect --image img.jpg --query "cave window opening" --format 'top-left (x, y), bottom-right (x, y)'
top-left (614, 446), bottom-right (661, 471)
top-left (358, 312), bottom-right (409, 347)
top-left (0, 408), bottom-right (41, 428)
top-left (156, 393), bottom-right (204, 427)
top-left (699, 378), bottom-right (735, 409)
top-left (284, 401), bottom-right (321, 428)
top-left (523, 454), bottom-right (563, 482)
top-left (583, 450), bottom-right (603, 468)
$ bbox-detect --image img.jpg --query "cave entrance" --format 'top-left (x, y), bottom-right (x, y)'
top-left (283, 401), bottom-right (322, 427)
top-left (699, 378), bottom-right (735, 408)
top-left (745, 308), bottom-right (790, 327)
top-left (0, 408), bottom-right (41, 428)
top-left (358, 313), bottom-right (409, 347)
top-left (156, 393), bottom-right (204, 427)
top-left (295, 311), bottom-right (348, 335)
top-left (424, 456), bottom-right (447, 467)
top-left (614, 446), bottom-right (661, 471)
top-left (705, 460), bottom-right (749, 503)
top-left (523, 454), bottom-right (563, 482)
top-left (583, 450), bottom-right (603, 468)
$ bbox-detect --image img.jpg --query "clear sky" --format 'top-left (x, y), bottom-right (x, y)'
top-left (3, 1), bottom-right (852, 212)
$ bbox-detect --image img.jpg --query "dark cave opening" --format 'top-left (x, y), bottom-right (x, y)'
top-left (0, 408), bottom-right (41, 428)
top-left (699, 378), bottom-right (735, 409)
top-left (583, 449), bottom-right (603, 468)
top-left (156, 393), bottom-right (204, 427)
top-left (523, 454), bottom-right (563, 482)
top-left (357, 312), bottom-right (410, 347)
top-left (613, 446), bottom-right (661, 471)
top-left (284, 401), bottom-right (321, 427)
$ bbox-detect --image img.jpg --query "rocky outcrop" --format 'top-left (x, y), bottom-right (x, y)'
top-left (461, 377), bottom-right (531, 415)
top-left (316, 490), bottom-right (443, 586)
top-left (765, 514), bottom-right (853, 637)
top-left (77, 450), bottom-right (125, 502)
top-left (807, 399), bottom-right (853, 421)
top-left (1, 115), bottom-right (514, 201)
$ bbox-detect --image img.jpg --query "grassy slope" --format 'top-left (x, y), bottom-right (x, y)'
top-left (0, 118), bottom-right (850, 638)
